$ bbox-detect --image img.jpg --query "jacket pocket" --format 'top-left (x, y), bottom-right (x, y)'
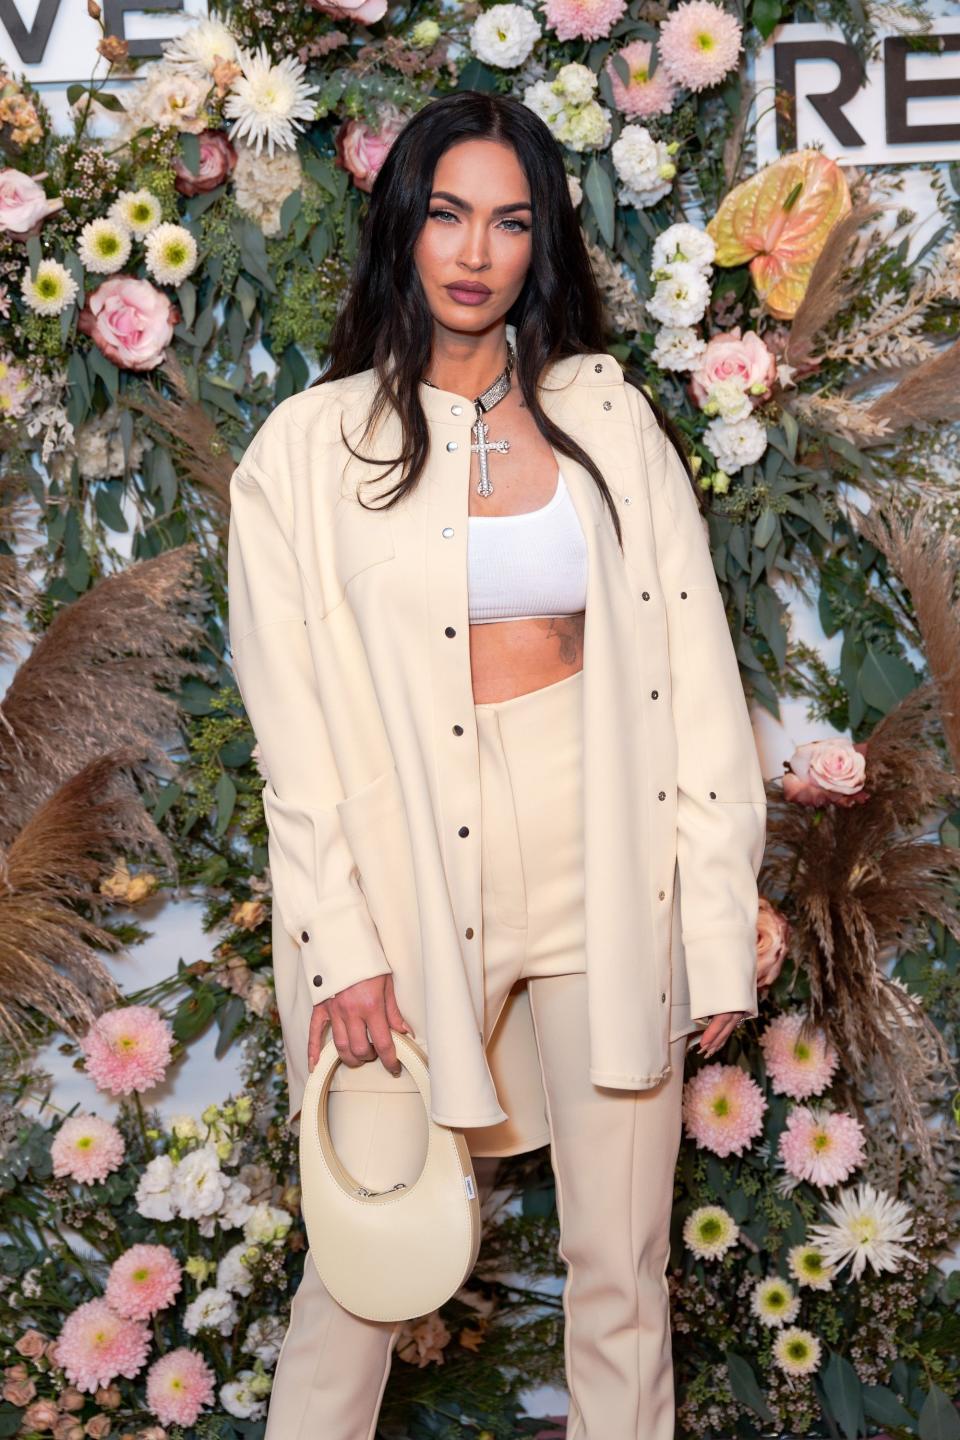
top-left (332, 493), bottom-right (396, 590)
top-left (336, 767), bottom-right (421, 971)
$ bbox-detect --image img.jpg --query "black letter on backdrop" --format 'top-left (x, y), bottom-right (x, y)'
top-left (0, 0), bottom-right (60, 65)
top-left (103, 0), bottom-right (185, 59)
top-left (773, 40), bottom-right (866, 150)
top-left (885, 35), bottom-right (960, 144)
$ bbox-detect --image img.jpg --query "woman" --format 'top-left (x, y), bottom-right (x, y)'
top-left (227, 91), bottom-right (766, 1440)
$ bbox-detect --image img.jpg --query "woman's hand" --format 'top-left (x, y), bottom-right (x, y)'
top-left (695, 1009), bottom-right (747, 1059)
top-left (308, 973), bottom-right (412, 1078)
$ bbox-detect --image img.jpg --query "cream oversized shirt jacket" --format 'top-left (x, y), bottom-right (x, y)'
top-left (227, 347), bottom-right (767, 1157)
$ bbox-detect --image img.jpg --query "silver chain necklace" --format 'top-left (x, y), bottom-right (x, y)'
top-left (422, 341), bottom-right (516, 498)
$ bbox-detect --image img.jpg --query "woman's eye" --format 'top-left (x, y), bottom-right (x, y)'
top-left (428, 209), bottom-right (529, 233)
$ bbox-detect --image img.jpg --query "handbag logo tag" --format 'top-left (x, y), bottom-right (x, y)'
top-left (464, 1175), bottom-right (476, 1199)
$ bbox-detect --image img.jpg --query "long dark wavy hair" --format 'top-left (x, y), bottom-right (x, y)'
top-left (314, 90), bottom-right (692, 551)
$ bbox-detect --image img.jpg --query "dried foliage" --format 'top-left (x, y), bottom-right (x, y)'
top-left (783, 201), bottom-right (880, 371)
top-left (762, 682), bottom-right (960, 1175)
top-left (584, 236), bottom-right (646, 337)
top-left (821, 232), bottom-right (960, 369)
top-left (864, 337), bottom-right (960, 434)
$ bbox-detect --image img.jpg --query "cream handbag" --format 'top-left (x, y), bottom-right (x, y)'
top-left (298, 1027), bottom-right (482, 1322)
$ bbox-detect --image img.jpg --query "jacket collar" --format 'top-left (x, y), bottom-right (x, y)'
top-left (415, 348), bottom-right (623, 427)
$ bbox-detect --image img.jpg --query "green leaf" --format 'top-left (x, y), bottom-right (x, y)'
top-left (583, 156), bottom-right (616, 248)
top-left (752, 506), bottom-right (776, 549)
top-left (151, 782), bottom-right (181, 823)
top-left (723, 1351), bottom-right (775, 1423)
top-left (279, 187), bottom-right (303, 238)
top-left (859, 643), bottom-right (918, 714)
top-left (752, 0), bottom-right (783, 40)
top-left (779, 409), bottom-right (798, 461)
top-left (86, 344), bottom-right (119, 401)
top-left (215, 994), bottom-right (247, 1059)
top-left (180, 130), bottom-right (201, 175)
top-left (215, 772), bottom-right (237, 835)
top-left (172, 990), bottom-right (217, 1043)
top-left (821, 1350), bottom-right (866, 1439)
top-left (754, 583), bottom-right (787, 668)
top-left (26, 233), bottom-right (42, 278)
top-left (918, 1384), bottom-right (960, 1440)
top-left (177, 278), bottom-right (197, 329)
top-left (863, 1384), bottom-right (914, 1428)
top-left (94, 483), bottom-right (128, 533)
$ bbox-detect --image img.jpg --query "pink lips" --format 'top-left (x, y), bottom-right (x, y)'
top-left (446, 284), bottom-right (491, 305)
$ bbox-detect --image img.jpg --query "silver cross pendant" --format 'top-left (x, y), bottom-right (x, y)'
top-left (470, 414), bottom-right (510, 497)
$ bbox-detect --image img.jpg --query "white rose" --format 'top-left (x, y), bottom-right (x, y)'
top-left (470, 4), bottom-right (541, 68)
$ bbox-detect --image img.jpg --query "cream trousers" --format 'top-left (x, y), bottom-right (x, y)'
top-left (264, 668), bottom-right (690, 1440)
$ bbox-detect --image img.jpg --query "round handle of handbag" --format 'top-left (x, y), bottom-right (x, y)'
top-left (298, 1026), bottom-right (482, 1322)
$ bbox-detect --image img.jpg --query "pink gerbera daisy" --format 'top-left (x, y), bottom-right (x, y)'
top-left (682, 1062), bottom-right (767, 1157)
top-left (146, 1346), bottom-right (217, 1427)
top-left (779, 1105), bottom-right (866, 1188)
top-left (760, 1012), bottom-right (839, 1099)
top-left (80, 1004), bottom-right (174, 1095)
top-left (605, 40), bottom-right (677, 118)
top-left (658, 1), bottom-right (743, 93)
top-left (544, 0), bottom-right (627, 43)
top-left (51, 1114), bottom-right (125, 1184)
top-left (53, 1299), bottom-right (151, 1393)
top-left (106, 1244), bottom-right (183, 1320)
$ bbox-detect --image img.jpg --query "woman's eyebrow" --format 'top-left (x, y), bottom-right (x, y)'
top-left (429, 190), bottom-right (533, 216)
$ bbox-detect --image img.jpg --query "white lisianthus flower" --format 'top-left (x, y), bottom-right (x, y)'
top-left (701, 376), bottom-right (752, 422)
top-left (470, 3), bottom-right (542, 68)
top-left (242, 1315), bottom-right (287, 1367)
top-left (558, 100), bottom-right (611, 153)
top-left (171, 1144), bottom-right (227, 1219)
top-left (183, 1285), bottom-right (239, 1337)
top-left (109, 188), bottom-right (163, 238)
top-left (218, 1176), bottom-right (254, 1231)
top-left (135, 1153), bottom-right (177, 1221)
top-left (144, 222), bottom-right (198, 286)
top-left (217, 1241), bottom-right (256, 1297)
top-left (553, 61), bottom-right (598, 105)
top-left (651, 325), bottom-right (706, 372)
top-left (77, 218), bottom-right (131, 275)
top-left (243, 1202), bottom-right (293, 1245)
top-left (220, 1371), bottom-right (268, 1420)
top-left (647, 262), bottom-right (710, 327)
top-left (652, 221), bottom-right (715, 275)
top-left (612, 125), bottom-right (675, 208)
top-left (224, 43), bottom-right (319, 158)
top-left (21, 258), bottom-right (79, 315)
top-left (522, 78), bottom-right (565, 128)
top-left (704, 413), bottom-right (768, 472)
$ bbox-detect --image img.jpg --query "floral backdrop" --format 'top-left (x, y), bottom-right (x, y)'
top-left (1, 0), bottom-right (959, 1437)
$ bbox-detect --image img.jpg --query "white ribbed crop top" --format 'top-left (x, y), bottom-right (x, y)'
top-left (467, 469), bottom-right (587, 624)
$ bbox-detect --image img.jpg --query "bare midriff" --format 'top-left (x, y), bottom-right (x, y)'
top-left (467, 386), bottom-right (585, 705)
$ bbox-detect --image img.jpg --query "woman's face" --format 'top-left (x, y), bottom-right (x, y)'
top-left (413, 138), bottom-right (533, 333)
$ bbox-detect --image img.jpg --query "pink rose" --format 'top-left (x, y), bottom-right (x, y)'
top-left (77, 277), bottom-right (180, 372)
top-left (15, 1329), bottom-right (48, 1359)
top-left (0, 168), bottom-right (63, 237)
top-left (782, 737), bottom-right (869, 808)
top-left (690, 326), bottom-right (777, 408)
top-left (308, 0), bottom-right (388, 22)
top-left (173, 129), bottom-right (237, 196)
top-left (333, 104), bottom-right (406, 193)
top-left (23, 1398), bottom-right (60, 1430)
top-left (2, 1376), bottom-right (36, 1405)
top-left (756, 896), bottom-right (789, 990)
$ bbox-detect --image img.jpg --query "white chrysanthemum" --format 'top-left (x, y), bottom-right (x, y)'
top-left (243, 1202), bottom-right (292, 1245)
top-left (557, 100), bottom-right (612, 153)
top-left (220, 1370), bottom-right (268, 1420)
top-left (522, 78), bottom-right (565, 128)
top-left (652, 221), bottom-right (715, 275)
top-left (647, 262), bottom-right (710, 327)
top-left (773, 1325), bottom-right (822, 1375)
top-left (163, 16), bottom-right (240, 73)
top-left (21, 258), bottom-right (79, 316)
top-left (470, 3), bottom-right (542, 68)
top-left (786, 1242), bottom-right (836, 1292)
top-left (612, 125), bottom-right (675, 208)
top-left (77, 218), bottom-right (132, 275)
top-left (109, 188), bottom-right (163, 238)
top-left (704, 413), bottom-right (767, 472)
top-left (751, 1275), bottom-right (800, 1328)
top-left (682, 1204), bottom-right (739, 1260)
top-left (701, 376), bottom-right (752, 421)
top-left (651, 325), bottom-right (706, 372)
top-left (144, 221), bottom-right (199, 285)
top-left (183, 1285), bottom-right (239, 1337)
top-left (553, 61), bottom-right (598, 105)
top-left (807, 1181), bottom-right (915, 1280)
top-left (217, 1241), bottom-right (256, 1297)
top-left (242, 1314), bottom-right (287, 1368)
top-left (223, 43), bottom-right (319, 158)
top-left (171, 1144), bottom-right (226, 1220)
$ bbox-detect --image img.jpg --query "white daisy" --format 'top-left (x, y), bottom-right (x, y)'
top-left (807, 1181), bottom-right (915, 1280)
top-left (682, 1203), bottom-right (739, 1260)
top-left (786, 1242), bottom-right (836, 1291)
top-left (750, 1274), bottom-right (800, 1328)
top-left (109, 188), bottom-right (163, 238)
top-left (470, 3), bottom-right (542, 69)
top-left (163, 17), bottom-right (240, 73)
top-left (773, 1325), bottom-right (822, 1375)
top-left (77, 217), bottom-right (131, 275)
top-left (21, 258), bottom-right (79, 316)
top-left (144, 221), bottom-right (199, 285)
top-left (223, 43), bottom-right (319, 158)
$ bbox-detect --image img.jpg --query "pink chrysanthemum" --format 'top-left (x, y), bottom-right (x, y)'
top-left (544, 0), bottom-right (627, 43)
top-left (682, 1062), bottom-right (767, 1157)
top-left (658, 1), bottom-right (743, 93)
top-left (51, 1114), bottom-right (126, 1184)
top-left (779, 1105), bottom-right (866, 1188)
top-left (106, 1244), bottom-right (183, 1320)
top-left (605, 40), bottom-right (677, 118)
top-left (760, 1012), bottom-right (839, 1099)
top-left (80, 1004), bottom-right (174, 1096)
top-left (146, 1346), bottom-right (217, 1427)
top-left (53, 1298), bottom-right (151, 1393)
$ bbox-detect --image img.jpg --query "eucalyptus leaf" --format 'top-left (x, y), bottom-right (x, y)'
top-left (723, 1351), bottom-right (775, 1423)
top-left (583, 157), bottom-right (616, 248)
top-left (859, 643), bottom-right (918, 714)
top-left (94, 483), bottom-right (128, 533)
top-left (215, 772), bottom-right (237, 835)
top-left (918, 1384), bottom-right (960, 1440)
top-left (821, 1350), bottom-right (866, 1439)
top-left (215, 995), bottom-right (247, 1059)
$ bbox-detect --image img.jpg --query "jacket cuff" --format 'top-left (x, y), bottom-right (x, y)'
top-left (293, 897), bottom-right (393, 1002)
top-left (682, 926), bottom-right (760, 1023)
